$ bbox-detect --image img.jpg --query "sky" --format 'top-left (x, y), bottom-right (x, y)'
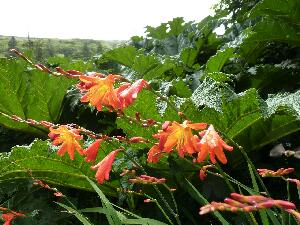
top-left (1, 0), bottom-right (218, 40)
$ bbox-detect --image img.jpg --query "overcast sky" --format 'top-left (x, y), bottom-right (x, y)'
top-left (1, 0), bottom-right (218, 40)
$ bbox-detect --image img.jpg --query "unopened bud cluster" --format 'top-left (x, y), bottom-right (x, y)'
top-left (200, 193), bottom-right (296, 215)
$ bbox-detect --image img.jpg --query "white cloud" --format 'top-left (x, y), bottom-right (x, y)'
top-left (1, 0), bottom-right (218, 40)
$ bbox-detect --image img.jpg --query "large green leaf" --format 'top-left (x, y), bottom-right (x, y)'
top-left (191, 78), bottom-right (235, 112)
top-left (101, 46), bottom-right (178, 80)
top-left (236, 62), bottom-right (300, 94)
top-left (249, 0), bottom-right (300, 24)
top-left (0, 139), bottom-right (118, 195)
top-left (0, 58), bottom-right (75, 135)
top-left (205, 47), bottom-right (236, 73)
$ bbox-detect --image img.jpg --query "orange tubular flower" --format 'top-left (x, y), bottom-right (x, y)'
top-left (91, 149), bottom-right (120, 184)
top-left (83, 139), bottom-right (103, 162)
top-left (147, 145), bottom-right (162, 163)
top-left (154, 120), bottom-right (207, 158)
top-left (197, 125), bottom-right (233, 164)
top-left (49, 125), bottom-right (83, 160)
top-left (117, 79), bottom-right (149, 110)
top-left (79, 74), bottom-right (122, 111)
top-left (2, 211), bottom-right (25, 225)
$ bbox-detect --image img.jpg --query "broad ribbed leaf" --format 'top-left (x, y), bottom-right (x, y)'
top-left (102, 46), bottom-right (137, 67)
top-left (236, 62), bottom-right (300, 94)
top-left (249, 0), bottom-right (300, 23)
top-left (0, 58), bottom-right (75, 135)
top-left (205, 47), bottom-right (236, 73)
top-left (191, 78), bottom-right (235, 112)
top-left (0, 139), bottom-right (118, 195)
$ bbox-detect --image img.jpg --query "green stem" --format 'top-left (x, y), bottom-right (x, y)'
top-left (287, 181), bottom-right (291, 225)
top-left (144, 194), bottom-right (174, 225)
top-left (163, 184), bottom-right (179, 215)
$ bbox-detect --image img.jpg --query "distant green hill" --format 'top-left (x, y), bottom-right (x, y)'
top-left (0, 35), bottom-right (122, 60)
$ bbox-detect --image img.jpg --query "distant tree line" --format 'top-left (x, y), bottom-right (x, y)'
top-left (0, 35), bottom-right (120, 61)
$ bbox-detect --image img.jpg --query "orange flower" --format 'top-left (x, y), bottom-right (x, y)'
top-left (91, 149), bottom-right (120, 184)
top-left (197, 125), bottom-right (233, 164)
top-left (83, 139), bottom-right (103, 162)
top-left (117, 79), bottom-right (149, 110)
top-left (79, 74), bottom-right (122, 111)
top-left (147, 145), bottom-right (162, 163)
top-left (154, 120), bottom-right (207, 157)
top-left (2, 211), bottom-right (25, 225)
top-left (49, 125), bottom-right (83, 160)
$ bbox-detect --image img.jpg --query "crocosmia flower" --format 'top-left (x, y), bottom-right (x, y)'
top-left (49, 125), bottom-right (83, 160)
top-left (153, 120), bottom-right (207, 157)
top-left (91, 149), bottom-right (120, 184)
top-left (197, 125), bottom-right (233, 164)
top-left (117, 79), bottom-right (149, 110)
top-left (147, 145), bottom-right (162, 163)
top-left (83, 139), bottom-right (103, 162)
top-left (79, 74), bottom-right (122, 111)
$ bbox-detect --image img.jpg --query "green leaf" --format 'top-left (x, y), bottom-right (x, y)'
top-left (170, 79), bottom-right (192, 98)
top-left (205, 47), bottom-right (236, 73)
top-left (133, 55), bottom-right (176, 80)
top-left (56, 202), bottom-right (93, 225)
top-left (102, 46), bottom-right (137, 67)
top-left (249, 0), bottom-right (300, 24)
top-left (146, 23), bottom-right (168, 40)
top-left (122, 218), bottom-right (168, 225)
top-left (204, 72), bottom-right (232, 83)
top-left (240, 19), bottom-right (300, 63)
top-left (168, 17), bottom-right (186, 36)
top-left (266, 210), bottom-right (281, 225)
top-left (0, 58), bottom-right (75, 135)
top-left (191, 78), bottom-right (235, 112)
top-left (248, 163), bottom-right (269, 225)
top-left (86, 177), bottom-right (122, 225)
top-left (0, 139), bottom-right (117, 194)
top-left (180, 47), bottom-right (199, 68)
top-left (236, 62), bottom-right (300, 94)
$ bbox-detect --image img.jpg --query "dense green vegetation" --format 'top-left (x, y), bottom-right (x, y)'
top-left (0, 35), bottom-right (121, 60)
top-left (0, 0), bottom-right (299, 224)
